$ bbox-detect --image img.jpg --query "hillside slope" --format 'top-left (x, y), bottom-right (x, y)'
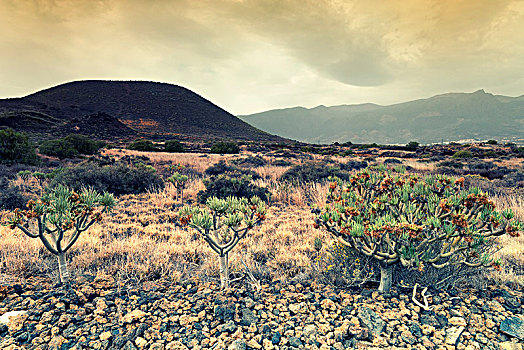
top-left (0, 80), bottom-right (282, 142)
top-left (240, 90), bottom-right (524, 144)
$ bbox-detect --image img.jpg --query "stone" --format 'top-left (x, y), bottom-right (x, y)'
top-left (303, 324), bottom-right (317, 337)
top-left (445, 326), bottom-right (465, 345)
top-left (135, 336), bottom-right (148, 348)
top-left (240, 308), bottom-right (258, 326)
top-left (48, 335), bottom-right (67, 350)
top-left (246, 339), bottom-right (262, 349)
top-left (271, 331), bottom-right (281, 345)
top-left (0, 311), bottom-right (28, 325)
top-left (228, 340), bottom-right (247, 350)
top-left (288, 304), bottom-right (301, 314)
top-left (99, 331), bottom-right (112, 341)
top-left (501, 317), bottom-right (524, 340)
top-left (122, 310), bottom-right (147, 324)
top-left (288, 336), bottom-right (303, 348)
top-left (499, 341), bottom-right (523, 350)
top-left (221, 320), bottom-right (237, 333)
top-left (357, 307), bottom-right (385, 338)
top-left (449, 317), bottom-right (467, 327)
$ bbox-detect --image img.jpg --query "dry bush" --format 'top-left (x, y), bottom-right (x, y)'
top-left (103, 149), bottom-right (237, 173)
top-left (1, 151), bottom-right (522, 290)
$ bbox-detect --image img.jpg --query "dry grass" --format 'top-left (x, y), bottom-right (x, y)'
top-left (490, 193), bottom-right (524, 286)
top-left (1, 151), bottom-right (523, 290)
top-left (0, 186), bottom-right (329, 287)
top-left (103, 149), bottom-right (239, 173)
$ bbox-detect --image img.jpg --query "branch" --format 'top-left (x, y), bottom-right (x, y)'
top-left (412, 283), bottom-right (433, 311)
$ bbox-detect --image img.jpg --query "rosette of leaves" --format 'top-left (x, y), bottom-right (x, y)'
top-left (3, 185), bottom-right (115, 284)
top-left (316, 168), bottom-right (522, 292)
top-left (167, 171), bottom-right (188, 203)
top-left (178, 196), bottom-right (266, 289)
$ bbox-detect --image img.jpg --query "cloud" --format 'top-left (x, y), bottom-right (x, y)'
top-left (1, 0), bottom-right (524, 113)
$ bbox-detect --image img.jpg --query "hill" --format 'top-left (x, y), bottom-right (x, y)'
top-left (0, 80), bottom-right (282, 142)
top-left (240, 90), bottom-right (524, 144)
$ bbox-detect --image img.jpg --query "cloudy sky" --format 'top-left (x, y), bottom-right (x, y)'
top-left (1, 0), bottom-right (524, 114)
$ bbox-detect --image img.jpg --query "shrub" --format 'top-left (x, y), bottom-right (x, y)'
top-left (178, 196), bottom-right (266, 289)
top-left (167, 171), bottom-right (188, 203)
top-left (486, 140), bottom-right (498, 145)
top-left (272, 159), bottom-right (293, 167)
top-left (0, 178), bottom-right (29, 210)
top-left (39, 134), bottom-right (104, 159)
top-left (64, 134), bottom-right (105, 155)
top-left (50, 163), bottom-right (164, 195)
top-left (280, 162), bottom-right (351, 183)
top-left (197, 174), bottom-right (270, 203)
top-left (231, 155), bottom-right (266, 168)
top-left (39, 139), bottom-right (79, 159)
top-left (316, 168), bottom-right (523, 292)
top-left (205, 160), bottom-right (261, 180)
top-left (0, 128), bottom-right (40, 165)
top-left (384, 158), bottom-right (402, 165)
top-left (127, 139), bottom-right (158, 152)
top-left (340, 160), bottom-right (368, 171)
top-left (405, 141), bottom-right (420, 150)
top-left (3, 185), bottom-right (115, 284)
top-left (210, 141), bottom-right (240, 154)
top-left (452, 150), bottom-right (473, 159)
top-left (164, 140), bottom-right (185, 153)
top-left (437, 160), bottom-right (464, 169)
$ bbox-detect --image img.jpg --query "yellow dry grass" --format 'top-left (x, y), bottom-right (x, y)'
top-left (1, 151), bottom-right (523, 289)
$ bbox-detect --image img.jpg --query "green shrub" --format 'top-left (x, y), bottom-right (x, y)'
top-left (127, 139), bottom-right (158, 152)
top-left (0, 128), bottom-right (40, 165)
top-left (210, 141), bottom-right (240, 154)
top-left (405, 141), bottom-right (420, 150)
top-left (231, 155), bottom-right (266, 168)
top-left (279, 162), bottom-right (351, 183)
top-left (39, 134), bottom-right (104, 159)
top-left (164, 140), bottom-right (185, 153)
top-left (0, 178), bottom-right (29, 210)
top-left (197, 174), bottom-right (270, 203)
top-left (486, 140), bottom-right (498, 145)
top-left (204, 160), bottom-right (261, 180)
top-left (452, 150), bottom-right (473, 159)
top-left (4, 185), bottom-right (115, 284)
top-left (316, 168), bottom-right (523, 292)
top-left (50, 163), bottom-right (164, 195)
top-left (64, 134), bottom-right (105, 155)
top-left (39, 139), bottom-right (79, 159)
top-left (178, 196), bottom-right (266, 289)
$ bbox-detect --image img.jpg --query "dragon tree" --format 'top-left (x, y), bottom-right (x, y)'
top-left (167, 171), bottom-right (188, 203)
top-left (178, 196), bottom-right (266, 289)
top-left (4, 185), bottom-right (115, 284)
top-left (316, 168), bottom-right (522, 292)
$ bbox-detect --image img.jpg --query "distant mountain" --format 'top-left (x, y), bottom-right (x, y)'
top-left (0, 80), bottom-right (282, 142)
top-left (240, 90), bottom-right (524, 144)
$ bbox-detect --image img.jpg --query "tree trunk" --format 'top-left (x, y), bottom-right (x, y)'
top-left (378, 264), bottom-right (393, 293)
top-left (57, 253), bottom-right (69, 284)
top-left (219, 253), bottom-right (230, 289)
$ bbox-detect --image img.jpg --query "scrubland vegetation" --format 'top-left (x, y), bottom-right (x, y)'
top-left (0, 132), bottom-right (523, 295)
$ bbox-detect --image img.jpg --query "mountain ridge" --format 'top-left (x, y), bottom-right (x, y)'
top-left (0, 80), bottom-right (283, 142)
top-left (240, 89), bottom-right (524, 144)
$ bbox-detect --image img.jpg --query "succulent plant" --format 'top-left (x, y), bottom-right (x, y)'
top-left (167, 171), bottom-right (188, 203)
top-left (316, 168), bottom-right (522, 292)
top-left (178, 196), bottom-right (266, 289)
top-left (3, 185), bottom-right (115, 284)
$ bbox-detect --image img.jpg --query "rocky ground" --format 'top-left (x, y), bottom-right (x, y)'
top-left (0, 274), bottom-right (523, 350)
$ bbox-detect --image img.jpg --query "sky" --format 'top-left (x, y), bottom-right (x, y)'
top-left (1, 0), bottom-right (524, 115)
